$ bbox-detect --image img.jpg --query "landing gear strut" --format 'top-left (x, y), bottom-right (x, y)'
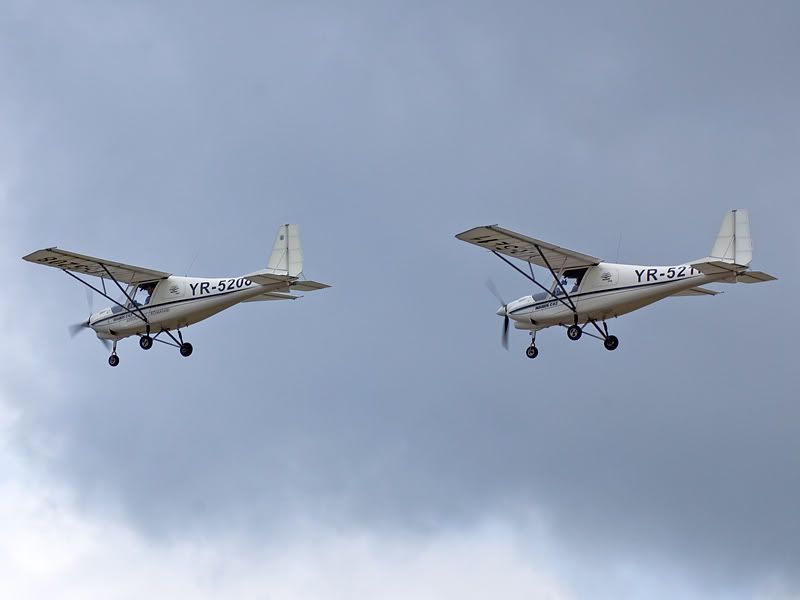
top-left (162, 328), bottom-right (194, 358)
top-left (525, 332), bottom-right (539, 359)
top-left (588, 320), bottom-right (620, 352)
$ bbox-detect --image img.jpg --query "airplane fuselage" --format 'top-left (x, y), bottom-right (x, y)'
top-left (507, 262), bottom-right (728, 330)
top-left (89, 275), bottom-right (278, 340)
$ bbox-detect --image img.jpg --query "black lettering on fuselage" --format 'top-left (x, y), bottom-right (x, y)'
top-left (647, 269), bottom-right (658, 282)
top-left (635, 268), bottom-right (646, 283)
top-left (200, 282), bottom-right (210, 294)
top-left (189, 282), bottom-right (199, 295)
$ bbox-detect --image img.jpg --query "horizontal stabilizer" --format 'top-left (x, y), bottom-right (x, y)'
top-left (736, 271), bottom-right (777, 284)
top-left (245, 271), bottom-right (330, 292)
top-left (292, 280), bottom-right (330, 291)
top-left (242, 291), bottom-right (302, 302)
top-left (673, 286), bottom-right (721, 297)
top-left (246, 271), bottom-right (293, 286)
top-left (690, 260), bottom-right (747, 276)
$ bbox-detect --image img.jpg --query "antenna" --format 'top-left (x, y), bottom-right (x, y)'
top-left (185, 249), bottom-right (200, 276)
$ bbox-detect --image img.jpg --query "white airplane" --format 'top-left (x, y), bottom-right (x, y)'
top-left (23, 224), bottom-right (329, 366)
top-left (456, 209), bottom-right (776, 358)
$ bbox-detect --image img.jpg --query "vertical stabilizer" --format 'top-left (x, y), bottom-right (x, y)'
top-left (709, 209), bottom-right (752, 266)
top-left (266, 224), bottom-right (303, 277)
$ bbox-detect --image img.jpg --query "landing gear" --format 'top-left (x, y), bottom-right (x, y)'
top-left (567, 324), bottom-right (582, 341)
top-left (587, 320), bottom-right (620, 352)
top-left (525, 331), bottom-right (539, 359)
top-left (603, 335), bottom-right (620, 351)
top-left (180, 342), bottom-right (193, 357)
top-left (139, 335), bottom-right (153, 350)
top-left (108, 341), bottom-right (119, 367)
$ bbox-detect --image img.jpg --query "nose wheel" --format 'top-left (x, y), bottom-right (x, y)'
top-left (108, 341), bottom-right (119, 367)
top-left (525, 345), bottom-right (539, 359)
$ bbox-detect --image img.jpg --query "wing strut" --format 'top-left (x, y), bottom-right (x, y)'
top-left (534, 245), bottom-right (577, 312)
top-left (491, 251), bottom-right (576, 313)
top-left (62, 269), bottom-right (148, 325)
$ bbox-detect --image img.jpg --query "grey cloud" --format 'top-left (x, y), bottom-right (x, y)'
top-left (2, 1), bottom-right (799, 596)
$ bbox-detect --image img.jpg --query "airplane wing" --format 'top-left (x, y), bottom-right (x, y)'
top-left (456, 225), bottom-right (602, 271)
top-left (22, 247), bottom-right (171, 284)
top-left (672, 286), bottom-right (721, 297)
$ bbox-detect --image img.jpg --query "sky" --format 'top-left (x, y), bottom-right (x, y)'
top-left (1, 1), bottom-right (799, 598)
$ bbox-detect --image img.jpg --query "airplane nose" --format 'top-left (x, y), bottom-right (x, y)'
top-left (496, 305), bottom-right (507, 317)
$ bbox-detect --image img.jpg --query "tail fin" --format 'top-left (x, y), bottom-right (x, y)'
top-left (266, 224), bottom-right (303, 277)
top-left (709, 209), bottom-right (752, 266)
top-left (692, 209), bottom-right (777, 284)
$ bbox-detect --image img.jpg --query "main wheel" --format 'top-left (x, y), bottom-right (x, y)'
top-left (567, 325), bottom-right (582, 341)
top-left (139, 335), bottom-right (153, 350)
top-left (603, 335), bottom-right (619, 351)
top-left (108, 354), bottom-right (120, 367)
top-left (179, 342), bottom-right (193, 357)
top-left (525, 345), bottom-right (539, 359)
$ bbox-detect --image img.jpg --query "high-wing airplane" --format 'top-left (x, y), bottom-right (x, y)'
top-left (23, 224), bottom-right (329, 366)
top-left (456, 209), bottom-right (776, 358)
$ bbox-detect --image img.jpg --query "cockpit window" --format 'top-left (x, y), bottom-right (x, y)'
top-left (124, 282), bottom-right (158, 307)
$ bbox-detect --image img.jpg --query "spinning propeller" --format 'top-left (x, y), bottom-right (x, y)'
top-left (68, 289), bottom-right (111, 349)
top-left (486, 279), bottom-right (510, 350)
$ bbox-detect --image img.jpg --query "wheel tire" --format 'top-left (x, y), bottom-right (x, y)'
top-left (139, 335), bottom-right (153, 350)
top-left (525, 346), bottom-right (539, 359)
top-left (603, 335), bottom-right (619, 351)
top-left (108, 354), bottom-right (120, 367)
top-left (179, 342), bottom-right (193, 357)
top-left (567, 325), bottom-right (582, 341)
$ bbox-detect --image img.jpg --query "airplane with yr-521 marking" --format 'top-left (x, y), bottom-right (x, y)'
top-left (457, 209), bottom-right (776, 358)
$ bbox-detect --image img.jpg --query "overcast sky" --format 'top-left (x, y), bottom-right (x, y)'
top-left (2, 1), bottom-right (799, 598)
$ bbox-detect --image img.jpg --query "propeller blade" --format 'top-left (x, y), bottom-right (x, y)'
top-left (502, 315), bottom-right (509, 350)
top-left (485, 278), bottom-right (506, 306)
top-left (84, 287), bottom-right (94, 312)
top-left (68, 320), bottom-right (90, 338)
top-left (99, 338), bottom-right (111, 350)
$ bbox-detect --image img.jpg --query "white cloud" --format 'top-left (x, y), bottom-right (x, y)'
top-left (0, 465), bottom-right (573, 600)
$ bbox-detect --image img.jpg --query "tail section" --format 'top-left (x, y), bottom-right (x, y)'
top-left (246, 224), bottom-right (331, 293)
top-left (691, 209), bottom-right (776, 284)
top-left (266, 224), bottom-right (303, 277)
top-left (709, 209), bottom-right (752, 266)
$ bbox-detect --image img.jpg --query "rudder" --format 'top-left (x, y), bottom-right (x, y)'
top-left (266, 224), bottom-right (303, 277)
top-left (709, 209), bottom-right (752, 266)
